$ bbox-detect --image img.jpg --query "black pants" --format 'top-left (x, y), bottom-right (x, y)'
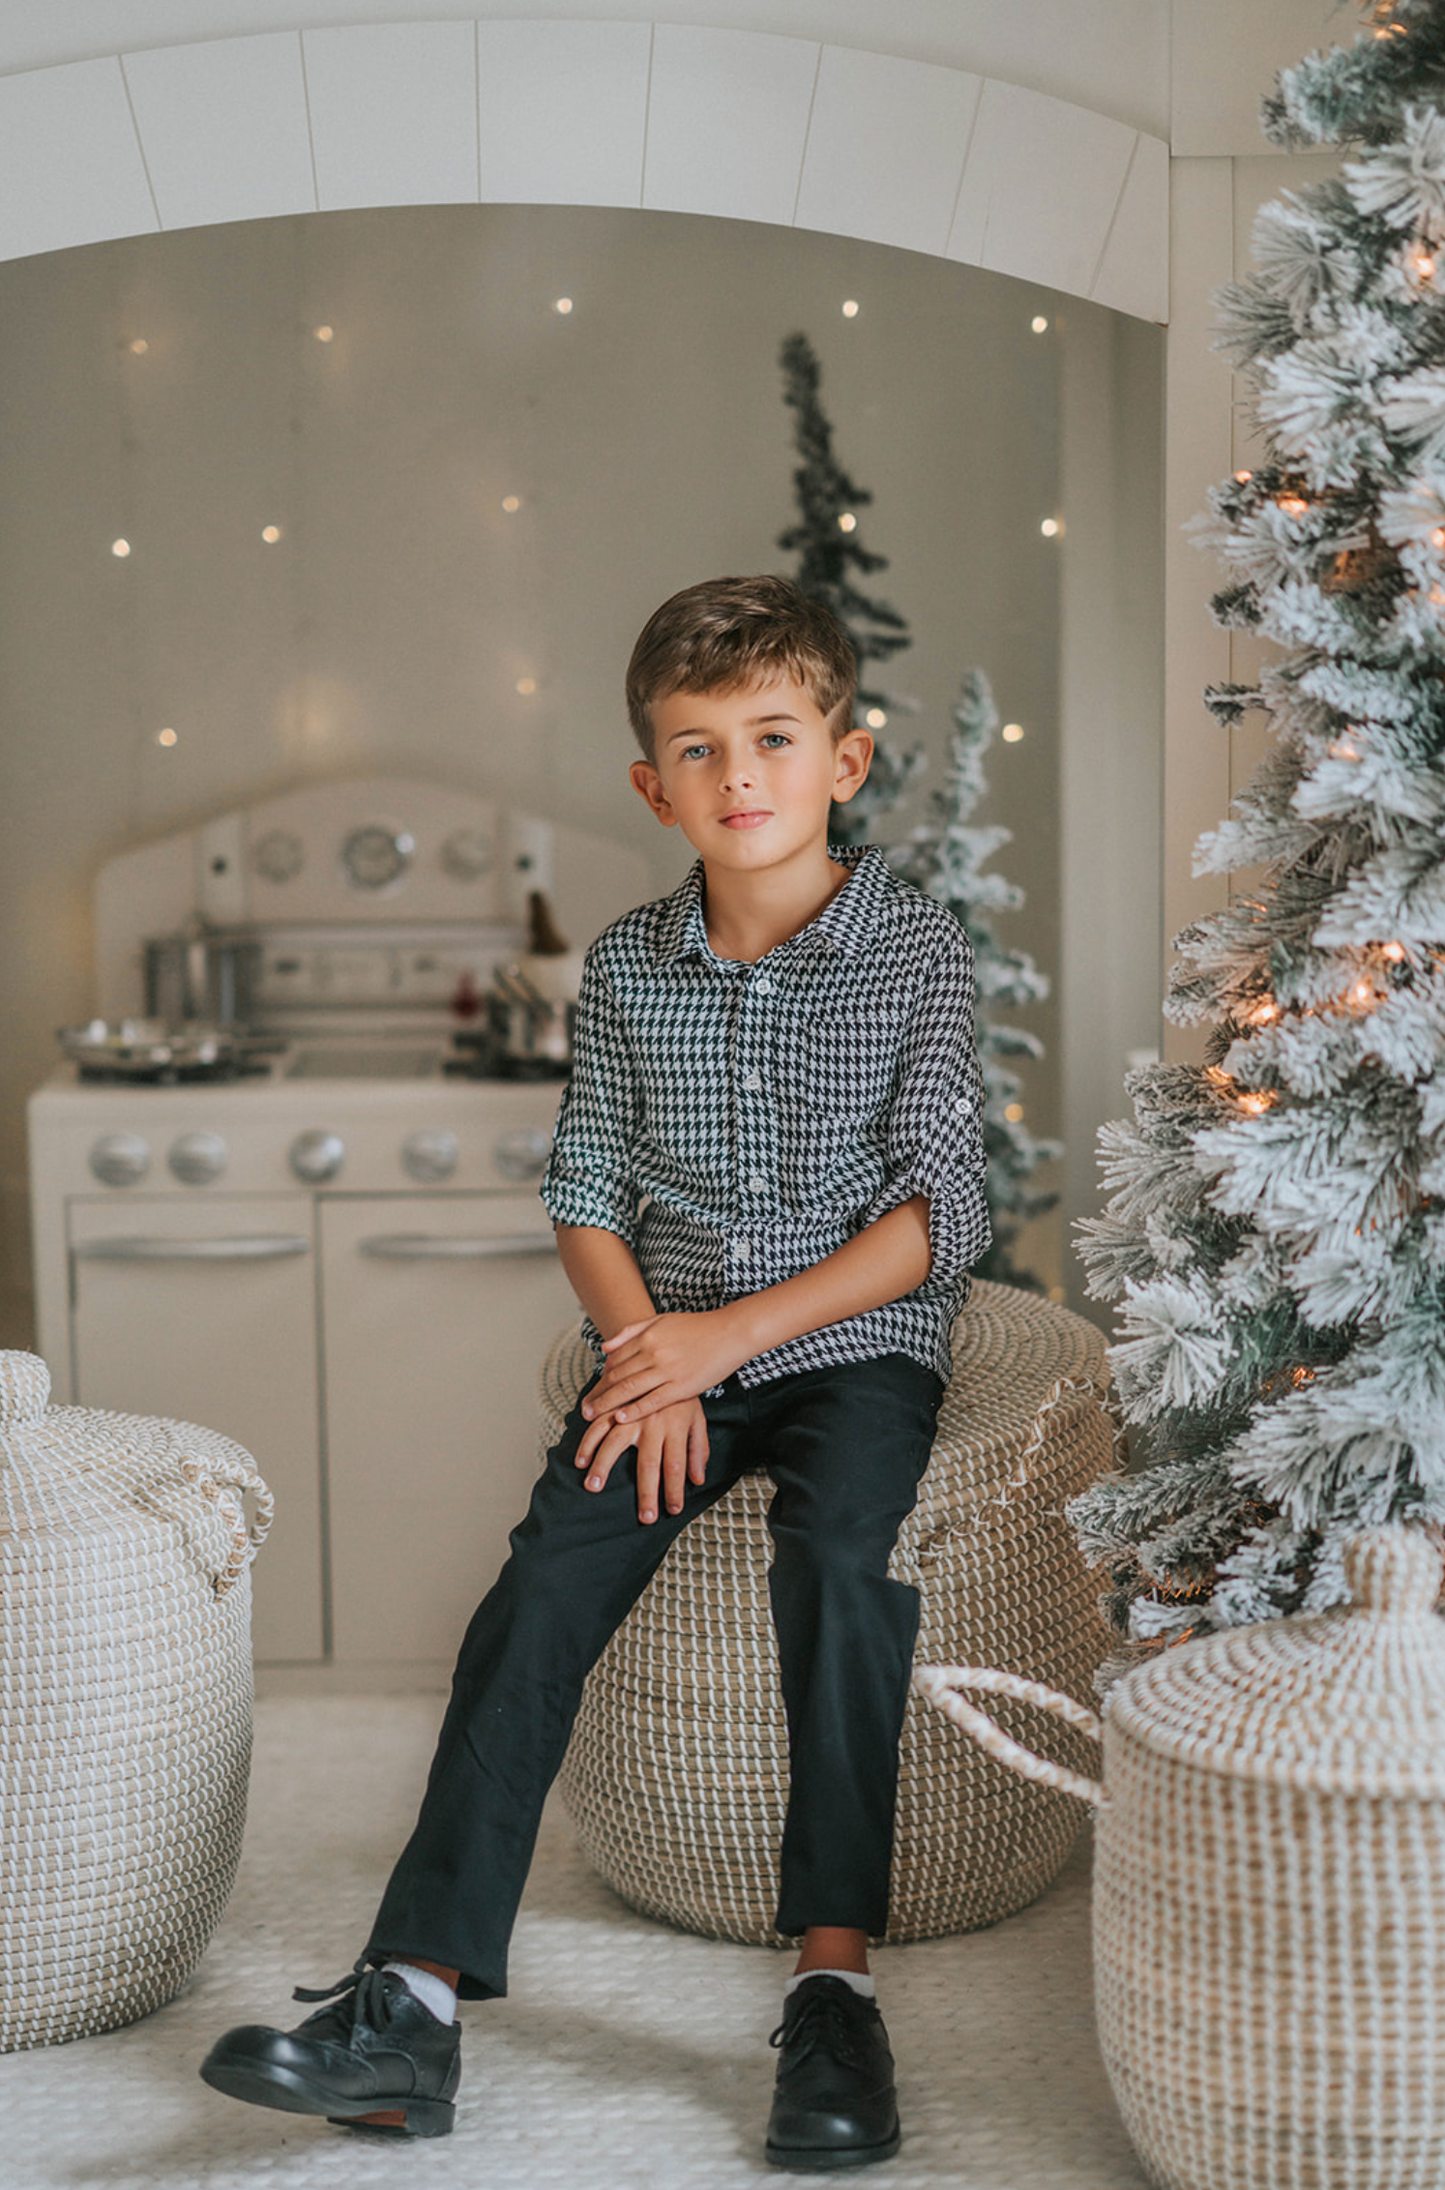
top-left (366, 1350), bottom-right (945, 1998)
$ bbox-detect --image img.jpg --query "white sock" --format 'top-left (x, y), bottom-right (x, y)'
top-left (785, 1968), bottom-right (876, 2000)
top-left (383, 1959), bottom-right (458, 2025)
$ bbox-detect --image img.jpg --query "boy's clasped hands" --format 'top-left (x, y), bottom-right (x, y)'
top-left (576, 1308), bottom-right (749, 1522)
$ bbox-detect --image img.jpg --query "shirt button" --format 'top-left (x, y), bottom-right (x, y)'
top-left (747, 1174), bottom-right (765, 1194)
top-left (731, 1238), bottom-right (752, 1261)
top-left (743, 1072), bottom-right (762, 1091)
top-left (753, 975), bottom-right (774, 996)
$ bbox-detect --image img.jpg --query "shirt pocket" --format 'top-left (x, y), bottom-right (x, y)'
top-left (776, 1005), bottom-right (903, 1205)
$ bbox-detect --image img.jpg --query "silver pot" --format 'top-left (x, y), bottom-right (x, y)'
top-left (490, 964), bottom-right (575, 1071)
top-left (144, 931), bottom-right (261, 1027)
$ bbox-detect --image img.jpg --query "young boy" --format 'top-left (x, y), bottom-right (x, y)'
top-left (200, 574), bottom-right (989, 2171)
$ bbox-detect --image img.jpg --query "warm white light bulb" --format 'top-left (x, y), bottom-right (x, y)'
top-left (156, 728), bottom-right (177, 747)
top-left (864, 707), bottom-right (887, 729)
top-left (128, 338), bottom-right (149, 356)
top-left (261, 524), bottom-right (282, 544)
top-left (516, 676), bottom-right (537, 696)
top-left (314, 325), bottom-right (334, 343)
top-left (838, 512), bottom-right (857, 533)
top-left (1031, 315), bottom-right (1048, 333)
top-left (501, 495), bottom-right (522, 514)
top-left (554, 297), bottom-right (573, 315)
top-left (1234, 470), bottom-right (1253, 484)
top-left (1002, 722), bottom-right (1025, 743)
top-left (1004, 1102), bottom-right (1024, 1123)
top-left (842, 299), bottom-right (860, 318)
top-left (111, 538), bottom-right (131, 558)
top-left (1040, 517), bottom-right (1062, 539)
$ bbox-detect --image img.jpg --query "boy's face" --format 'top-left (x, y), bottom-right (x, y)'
top-left (629, 678), bottom-right (872, 873)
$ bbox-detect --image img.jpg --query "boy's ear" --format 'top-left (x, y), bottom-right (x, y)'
top-left (830, 727), bottom-right (874, 806)
top-left (630, 759), bottom-right (678, 826)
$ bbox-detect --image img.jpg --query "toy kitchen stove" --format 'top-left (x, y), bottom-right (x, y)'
top-left (28, 777), bottom-right (649, 1671)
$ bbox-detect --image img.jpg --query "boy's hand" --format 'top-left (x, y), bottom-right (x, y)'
top-left (583, 1309), bottom-right (750, 1428)
top-left (575, 1395), bottom-right (710, 1523)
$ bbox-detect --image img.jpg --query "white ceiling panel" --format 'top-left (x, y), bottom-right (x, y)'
top-left (1090, 128), bottom-right (1168, 322)
top-left (476, 20), bottom-right (651, 208)
top-left (304, 21), bottom-right (478, 210)
top-left (122, 33), bottom-right (316, 231)
top-left (643, 25), bottom-right (818, 227)
top-left (795, 46), bottom-right (980, 256)
top-left (0, 57), bottom-right (157, 260)
top-left (949, 79), bottom-right (1136, 300)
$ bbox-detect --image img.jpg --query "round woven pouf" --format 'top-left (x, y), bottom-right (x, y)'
top-left (544, 1281), bottom-right (1115, 1944)
top-left (0, 1351), bottom-right (271, 2050)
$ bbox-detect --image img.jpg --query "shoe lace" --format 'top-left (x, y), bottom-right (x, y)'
top-left (768, 1984), bottom-right (871, 2070)
top-left (292, 1960), bottom-right (395, 2029)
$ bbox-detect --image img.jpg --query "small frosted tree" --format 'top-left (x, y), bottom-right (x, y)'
top-left (776, 331), bottom-right (924, 842)
top-left (890, 671), bottom-right (1061, 1288)
top-left (1071, 0), bottom-right (1445, 1642)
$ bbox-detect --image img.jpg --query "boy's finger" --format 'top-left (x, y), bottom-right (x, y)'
top-left (580, 1422), bottom-right (637, 1491)
top-left (687, 1414), bottom-right (709, 1483)
top-left (661, 1431), bottom-right (690, 1516)
top-left (634, 1441), bottom-right (662, 1525)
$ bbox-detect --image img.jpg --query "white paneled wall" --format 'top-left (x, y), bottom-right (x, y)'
top-left (0, 22), bottom-right (1169, 322)
top-left (0, 59), bottom-right (158, 259)
top-left (121, 34), bottom-right (317, 229)
top-left (643, 26), bottom-right (819, 228)
top-left (475, 21), bottom-right (651, 208)
top-left (795, 48), bottom-right (982, 257)
top-left (304, 22), bottom-right (480, 211)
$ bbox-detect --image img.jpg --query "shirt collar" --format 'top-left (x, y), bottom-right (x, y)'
top-left (652, 842), bottom-right (893, 966)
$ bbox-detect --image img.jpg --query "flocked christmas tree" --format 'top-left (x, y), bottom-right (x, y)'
top-left (889, 670), bottom-right (1061, 1288)
top-left (776, 331), bottom-right (925, 842)
top-left (1071, 0), bottom-right (1445, 1642)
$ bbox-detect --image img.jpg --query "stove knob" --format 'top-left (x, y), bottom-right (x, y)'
top-left (494, 1126), bottom-right (553, 1182)
top-left (168, 1130), bottom-right (228, 1186)
top-left (88, 1132), bottom-right (150, 1188)
top-left (401, 1129), bottom-right (459, 1184)
top-left (289, 1129), bottom-right (345, 1184)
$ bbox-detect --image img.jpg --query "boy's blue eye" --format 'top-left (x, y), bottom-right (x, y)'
top-left (761, 733), bottom-right (790, 747)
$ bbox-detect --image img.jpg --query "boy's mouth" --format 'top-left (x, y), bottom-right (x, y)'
top-left (720, 810), bottom-right (771, 829)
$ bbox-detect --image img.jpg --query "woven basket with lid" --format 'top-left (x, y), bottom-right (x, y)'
top-left (0, 1351), bottom-right (271, 2051)
top-left (918, 1525), bottom-right (1445, 2190)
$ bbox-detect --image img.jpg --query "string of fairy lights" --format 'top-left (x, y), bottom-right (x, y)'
top-left (107, 281), bottom-right (1060, 760)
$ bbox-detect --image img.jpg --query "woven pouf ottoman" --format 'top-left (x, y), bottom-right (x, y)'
top-left (541, 1280), bottom-right (1115, 1944)
top-left (0, 1350), bottom-right (271, 2049)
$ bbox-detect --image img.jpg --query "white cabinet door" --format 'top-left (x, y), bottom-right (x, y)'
top-left (319, 1194), bottom-right (580, 1663)
top-left (68, 1194), bottom-right (324, 1662)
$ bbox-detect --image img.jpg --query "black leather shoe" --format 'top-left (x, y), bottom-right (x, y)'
top-left (199, 1965), bottom-right (460, 2138)
top-left (765, 1975), bottom-right (900, 2171)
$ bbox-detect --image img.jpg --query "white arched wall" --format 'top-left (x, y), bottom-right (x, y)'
top-left (0, 21), bottom-right (1167, 321)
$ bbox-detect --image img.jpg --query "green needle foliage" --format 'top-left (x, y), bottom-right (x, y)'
top-left (775, 331), bottom-right (923, 843)
top-left (1071, 0), bottom-right (1445, 1644)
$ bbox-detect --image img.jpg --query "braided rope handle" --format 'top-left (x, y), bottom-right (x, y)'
top-left (913, 1664), bottom-right (1108, 1809)
top-left (178, 1455), bottom-right (275, 1597)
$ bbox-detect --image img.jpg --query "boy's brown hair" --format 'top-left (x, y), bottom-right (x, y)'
top-left (625, 574), bottom-right (857, 763)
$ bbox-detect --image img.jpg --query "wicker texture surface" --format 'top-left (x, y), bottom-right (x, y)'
top-left (540, 1281), bottom-right (1115, 1944)
top-left (920, 1526), bottom-right (1445, 2190)
top-left (0, 1350), bottom-right (270, 2051)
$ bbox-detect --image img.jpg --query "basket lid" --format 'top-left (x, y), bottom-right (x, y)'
top-left (0, 1348), bottom-right (257, 1536)
top-left (1109, 1527), bottom-right (1445, 1798)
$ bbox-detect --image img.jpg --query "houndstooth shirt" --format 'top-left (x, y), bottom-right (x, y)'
top-left (539, 842), bottom-right (990, 1389)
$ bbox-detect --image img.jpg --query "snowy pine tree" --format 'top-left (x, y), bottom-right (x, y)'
top-left (776, 331), bottom-right (924, 843)
top-left (889, 670), bottom-right (1061, 1288)
top-left (1072, 0), bottom-right (1445, 1641)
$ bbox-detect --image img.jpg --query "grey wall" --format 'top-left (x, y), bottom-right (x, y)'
top-left (0, 199), bottom-right (1135, 1334)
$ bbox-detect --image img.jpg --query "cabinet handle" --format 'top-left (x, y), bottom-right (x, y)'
top-left (73, 1234), bottom-right (311, 1262)
top-left (359, 1232), bottom-right (558, 1260)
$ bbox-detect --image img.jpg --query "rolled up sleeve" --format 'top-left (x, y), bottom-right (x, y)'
top-left (539, 946), bottom-right (641, 1246)
top-left (858, 926), bottom-right (990, 1284)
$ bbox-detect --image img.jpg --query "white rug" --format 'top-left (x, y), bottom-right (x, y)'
top-left (0, 1697), bottom-right (1147, 2190)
